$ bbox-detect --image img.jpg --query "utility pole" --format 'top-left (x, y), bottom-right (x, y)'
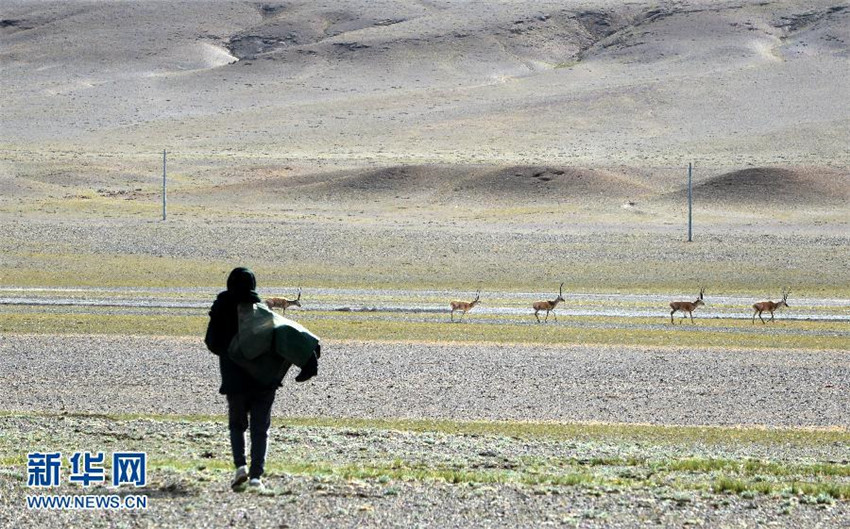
top-left (687, 162), bottom-right (693, 242)
top-left (162, 149), bottom-right (167, 221)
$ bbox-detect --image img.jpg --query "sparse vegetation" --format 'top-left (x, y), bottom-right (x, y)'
top-left (2, 414), bottom-right (848, 505)
top-left (1, 310), bottom-right (846, 350)
top-left (7, 411), bottom-right (849, 447)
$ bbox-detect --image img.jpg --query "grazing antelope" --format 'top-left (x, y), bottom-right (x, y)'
top-left (450, 289), bottom-right (480, 322)
top-left (669, 287), bottom-right (705, 324)
top-left (266, 288), bottom-right (302, 313)
top-left (752, 289), bottom-right (789, 324)
top-left (533, 282), bottom-right (565, 323)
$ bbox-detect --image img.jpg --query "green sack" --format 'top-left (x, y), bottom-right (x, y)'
top-left (273, 314), bottom-right (320, 367)
top-left (228, 335), bottom-right (292, 387)
top-left (231, 302), bottom-right (276, 360)
top-left (228, 303), bottom-right (320, 385)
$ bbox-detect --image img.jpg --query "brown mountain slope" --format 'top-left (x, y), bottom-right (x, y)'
top-left (450, 166), bottom-right (650, 203)
top-left (186, 164), bottom-right (652, 205)
top-left (668, 167), bottom-right (850, 207)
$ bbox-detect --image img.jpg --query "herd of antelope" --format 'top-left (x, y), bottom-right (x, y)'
top-left (266, 286), bottom-right (792, 324)
top-left (452, 284), bottom-right (792, 324)
top-left (667, 287), bottom-right (790, 324)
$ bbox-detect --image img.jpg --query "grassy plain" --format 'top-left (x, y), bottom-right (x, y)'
top-left (1, 311), bottom-right (847, 350)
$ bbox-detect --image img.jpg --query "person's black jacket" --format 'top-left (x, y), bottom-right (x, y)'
top-left (204, 267), bottom-right (282, 395)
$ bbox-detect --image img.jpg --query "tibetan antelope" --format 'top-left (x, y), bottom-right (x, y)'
top-left (752, 289), bottom-right (789, 324)
top-left (450, 289), bottom-right (480, 322)
top-left (266, 288), bottom-right (302, 313)
top-left (669, 287), bottom-right (705, 324)
top-left (533, 282), bottom-right (565, 323)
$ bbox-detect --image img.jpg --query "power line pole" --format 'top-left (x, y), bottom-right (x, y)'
top-left (687, 162), bottom-right (693, 242)
top-left (162, 149), bottom-right (167, 221)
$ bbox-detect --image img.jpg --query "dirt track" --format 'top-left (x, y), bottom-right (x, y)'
top-left (2, 334), bottom-right (847, 428)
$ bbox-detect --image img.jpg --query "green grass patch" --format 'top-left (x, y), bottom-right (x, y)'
top-left (290, 418), bottom-right (850, 448)
top-left (664, 457), bottom-right (850, 478)
top-left (5, 451), bottom-right (847, 500)
top-left (1, 309), bottom-right (846, 350)
top-left (2, 252), bottom-right (235, 288)
top-left (301, 316), bottom-right (849, 350)
top-left (712, 476), bottom-right (850, 500)
top-left (0, 311), bottom-right (850, 350)
top-left (2, 247), bottom-right (848, 297)
top-left (140, 457), bottom-right (603, 489)
top-left (0, 312), bottom-right (205, 336)
top-left (4, 411), bottom-right (848, 448)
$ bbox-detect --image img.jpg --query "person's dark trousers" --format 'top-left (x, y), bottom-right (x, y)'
top-left (227, 390), bottom-right (276, 479)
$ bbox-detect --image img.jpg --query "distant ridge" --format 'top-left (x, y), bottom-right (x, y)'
top-left (673, 167), bottom-right (850, 207)
top-left (453, 166), bottom-right (649, 202)
top-left (196, 165), bottom-right (850, 208)
top-left (196, 164), bottom-right (653, 204)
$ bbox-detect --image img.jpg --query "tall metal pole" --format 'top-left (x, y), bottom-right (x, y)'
top-left (687, 162), bottom-right (692, 242)
top-left (162, 149), bottom-right (167, 221)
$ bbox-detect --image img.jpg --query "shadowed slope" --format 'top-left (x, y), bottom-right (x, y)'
top-left (187, 164), bottom-right (653, 205)
top-left (669, 167), bottom-right (850, 207)
top-left (451, 166), bottom-right (650, 203)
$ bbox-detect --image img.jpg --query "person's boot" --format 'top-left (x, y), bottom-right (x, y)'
top-left (295, 352), bottom-right (318, 382)
top-left (247, 478), bottom-right (265, 492)
top-left (230, 466), bottom-right (248, 491)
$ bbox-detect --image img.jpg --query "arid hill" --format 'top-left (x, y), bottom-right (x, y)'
top-left (664, 167), bottom-right (850, 207)
top-left (184, 164), bottom-right (654, 207)
top-left (1, 0), bottom-right (848, 169)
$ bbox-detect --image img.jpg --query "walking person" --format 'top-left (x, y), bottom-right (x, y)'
top-left (205, 267), bottom-right (320, 491)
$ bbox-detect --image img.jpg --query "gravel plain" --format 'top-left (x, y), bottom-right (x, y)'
top-left (1, 334), bottom-right (849, 527)
top-left (1, 334), bottom-right (848, 427)
top-left (2, 408), bottom-right (849, 528)
top-left (3, 467), bottom-right (848, 529)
